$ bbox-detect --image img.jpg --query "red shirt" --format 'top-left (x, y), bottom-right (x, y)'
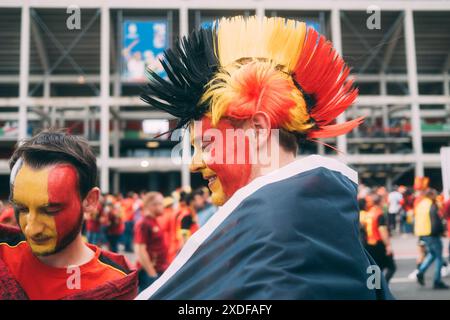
top-left (0, 241), bottom-right (127, 300)
top-left (121, 198), bottom-right (135, 222)
top-left (134, 216), bottom-right (168, 273)
top-left (362, 206), bottom-right (386, 245)
top-left (85, 206), bottom-right (102, 232)
top-left (442, 199), bottom-right (450, 235)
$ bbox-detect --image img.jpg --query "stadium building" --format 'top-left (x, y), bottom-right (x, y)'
top-left (0, 0), bottom-right (449, 197)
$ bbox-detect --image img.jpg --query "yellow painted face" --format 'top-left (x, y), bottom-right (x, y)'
top-left (190, 121), bottom-right (227, 206)
top-left (13, 164), bottom-right (58, 255)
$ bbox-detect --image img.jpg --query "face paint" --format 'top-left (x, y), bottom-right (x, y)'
top-left (190, 117), bottom-right (252, 206)
top-left (49, 165), bottom-right (83, 251)
top-left (12, 164), bottom-right (82, 256)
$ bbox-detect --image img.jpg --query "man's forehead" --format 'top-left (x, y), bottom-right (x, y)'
top-left (12, 162), bottom-right (78, 185)
top-left (190, 117), bottom-right (234, 142)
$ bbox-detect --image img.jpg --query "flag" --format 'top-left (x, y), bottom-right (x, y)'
top-left (136, 155), bottom-right (393, 300)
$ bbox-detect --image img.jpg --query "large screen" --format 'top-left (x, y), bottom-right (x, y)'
top-left (121, 20), bottom-right (168, 83)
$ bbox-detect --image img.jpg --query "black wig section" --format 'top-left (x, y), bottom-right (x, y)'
top-left (140, 27), bottom-right (219, 133)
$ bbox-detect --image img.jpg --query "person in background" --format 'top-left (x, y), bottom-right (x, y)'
top-left (134, 192), bottom-right (168, 293)
top-left (196, 187), bottom-right (217, 227)
top-left (415, 188), bottom-right (448, 289)
top-left (400, 187), bottom-right (415, 234)
top-left (442, 195), bottom-right (450, 264)
top-left (410, 188), bottom-right (428, 278)
top-left (361, 193), bottom-right (396, 284)
top-left (104, 199), bottom-right (124, 253)
top-left (0, 202), bottom-right (17, 227)
top-left (179, 192), bottom-right (199, 246)
top-left (84, 198), bottom-right (102, 246)
top-left (388, 186), bottom-right (403, 234)
top-left (358, 197), bottom-right (368, 245)
top-left (121, 192), bottom-right (136, 253)
top-left (156, 197), bottom-right (175, 261)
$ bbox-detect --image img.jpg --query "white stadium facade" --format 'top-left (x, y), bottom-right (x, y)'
top-left (0, 0), bottom-right (449, 198)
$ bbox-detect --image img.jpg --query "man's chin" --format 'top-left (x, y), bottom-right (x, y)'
top-left (211, 192), bottom-right (227, 206)
top-left (29, 245), bottom-right (57, 256)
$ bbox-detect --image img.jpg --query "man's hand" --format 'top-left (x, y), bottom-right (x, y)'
top-left (135, 243), bottom-right (158, 278)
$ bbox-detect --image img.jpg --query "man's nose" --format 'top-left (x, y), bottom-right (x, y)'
top-left (25, 211), bottom-right (46, 236)
top-left (190, 150), bottom-right (206, 173)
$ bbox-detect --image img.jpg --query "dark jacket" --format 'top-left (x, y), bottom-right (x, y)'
top-left (430, 203), bottom-right (445, 237)
top-left (137, 156), bottom-right (394, 300)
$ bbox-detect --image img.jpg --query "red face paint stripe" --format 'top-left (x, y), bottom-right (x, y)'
top-left (202, 117), bottom-right (252, 198)
top-left (47, 165), bottom-right (83, 248)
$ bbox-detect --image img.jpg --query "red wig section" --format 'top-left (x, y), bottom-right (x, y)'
top-left (223, 62), bottom-right (297, 128)
top-left (294, 28), bottom-right (362, 139)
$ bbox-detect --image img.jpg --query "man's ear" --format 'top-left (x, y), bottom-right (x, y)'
top-left (82, 187), bottom-right (100, 214)
top-left (250, 111), bottom-right (271, 131)
top-left (250, 111), bottom-right (272, 148)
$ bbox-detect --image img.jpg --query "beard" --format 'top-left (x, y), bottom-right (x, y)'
top-left (33, 211), bottom-right (84, 257)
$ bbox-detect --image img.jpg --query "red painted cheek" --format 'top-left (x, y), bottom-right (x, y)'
top-left (202, 118), bottom-right (252, 198)
top-left (47, 165), bottom-right (82, 245)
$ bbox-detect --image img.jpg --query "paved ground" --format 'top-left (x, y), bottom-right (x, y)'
top-left (389, 234), bottom-right (450, 300)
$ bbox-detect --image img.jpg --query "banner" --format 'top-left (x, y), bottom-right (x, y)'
top-left (122, 20), bottom-right (168, 82)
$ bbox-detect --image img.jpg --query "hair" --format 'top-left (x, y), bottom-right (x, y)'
top-left (9, 129), bottom-right (97, 199)
top-left (370, 194), bottom-right (382, 206)
top-left (358, 198), bottom-right (367, 211)
top-left (143, 192), bottom-right (163, 208)
top-left (192, 188), bottom-right (205, 199)
top-left (141, 16), bottom-right (362, 143)
top-left (424, 188), bottom-right (437, 202)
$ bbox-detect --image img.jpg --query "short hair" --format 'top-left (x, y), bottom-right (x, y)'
top-left (424, 188), bottom-right (437, 201)
top-left (192, 188), bottom-right (205, 198)
top-left (9, 129), bottom-right (97, 199)
top-left (143, 192), bottom-right (163, 208)
top-left (358, 198), bottom-right (367, 211)
top-left (370, 194), bottom-right (382, 206)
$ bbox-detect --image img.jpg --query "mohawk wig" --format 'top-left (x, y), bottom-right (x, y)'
top-left (141, 16), bottom-right (363, 139)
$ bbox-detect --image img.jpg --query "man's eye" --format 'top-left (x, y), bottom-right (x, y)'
top-left (202, 142), bottom-right (212, 151)
top-left (15, 206), bottom-right (28, 214)
top-left (43, 208), bottom-right (61, 215)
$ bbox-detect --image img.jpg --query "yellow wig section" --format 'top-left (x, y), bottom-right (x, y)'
top-left (215, 16), bottom-right (307, 72)
top-left (202, 59), bottom-right (313, 133)
top-left (200, 16), bottom-right (313, 133)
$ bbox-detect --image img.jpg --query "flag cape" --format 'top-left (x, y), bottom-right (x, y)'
top-left (136, 155), bottom-right (393, 300)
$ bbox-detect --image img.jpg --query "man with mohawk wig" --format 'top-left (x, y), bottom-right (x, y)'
top-left (137, 16), bottom-right (393, 300)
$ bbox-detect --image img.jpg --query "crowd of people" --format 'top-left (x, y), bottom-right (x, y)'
top-left (1, 177), bottom-right (449, 292)
top-left (1, 186), bottom-right (216, 293)
top-left (357, 178), bottom-right (450, 290)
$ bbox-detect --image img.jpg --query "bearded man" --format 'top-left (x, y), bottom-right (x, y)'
top-left (0, 130), bottom-right (137, 300)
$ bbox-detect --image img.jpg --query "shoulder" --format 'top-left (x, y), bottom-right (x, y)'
top-left (233, 165), bottom-right (359, 240)
top-left (65, 247), bottom-right (138, 300)
top-left (0, 237), bottom-right (28, 272)
top-left (134, 218), bottom-right (148, 230)
top-left (88, 244), bottom-right (135, 277)
top-left (0, 224), bottom-right (25, 248)
top-left (97, 251), bottom-right (132, 277)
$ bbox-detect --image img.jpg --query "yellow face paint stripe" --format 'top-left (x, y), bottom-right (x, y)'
top-left (13, 165), bottom-right (58, 255)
